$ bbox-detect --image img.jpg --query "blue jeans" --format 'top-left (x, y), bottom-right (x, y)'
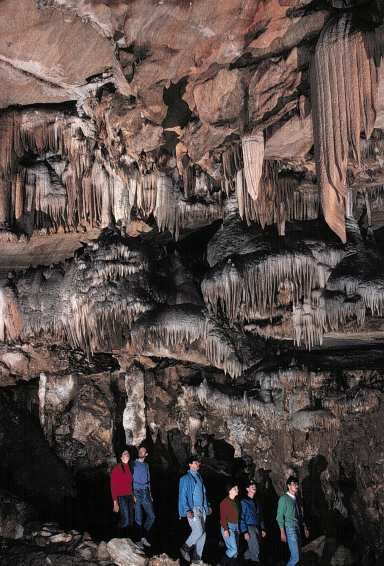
top-left (134, 489), bottom-right (155, 533)
top-left (286, 527), bottom-right (301, 566)
top-left (186, 506), bottom-right (207, 560)
top-left (221, 522), bottom-right (239, 558)
top-left (118, 495), bottom-right (134, 528)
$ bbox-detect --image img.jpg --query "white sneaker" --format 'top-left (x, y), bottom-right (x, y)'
top-left (141, 536), bottom-right (151, 548)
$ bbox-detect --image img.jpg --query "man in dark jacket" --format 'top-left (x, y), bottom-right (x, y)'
top-left (240, 480), bottom-right (266, 564)
top-left (178, 455), bottom-right (211, 564)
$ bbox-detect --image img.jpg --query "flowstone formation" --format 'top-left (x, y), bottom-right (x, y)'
top-left (1, 1), bottom-right (384, 565)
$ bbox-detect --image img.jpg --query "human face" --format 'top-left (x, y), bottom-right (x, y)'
top-left (246, 484), bottom-right (257, 498)
top-left (288, 481), bottom-right (299, 496)
top-left (138, 447), bottom-right (148, 460)
top-left (189, 460), bottom-right (201, 472)
top-left (121, 450), bottom-right (130, 464)
top-left (229, 485), bottom-right (238, 499)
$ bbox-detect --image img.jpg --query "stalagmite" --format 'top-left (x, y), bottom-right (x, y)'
top-left (38, 373), bottom-right (47, 429)
top-left (123, 365), bottom-right (146, 446)
top-left (0, 287), bottom-right (6, 342)
top-left (311, 13), bottom-right (383, 242)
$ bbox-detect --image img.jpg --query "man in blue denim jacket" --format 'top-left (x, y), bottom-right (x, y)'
top-left (178, 455), bottom-right (211, 564)
top-left (240, 480), bottom-right (266, 564)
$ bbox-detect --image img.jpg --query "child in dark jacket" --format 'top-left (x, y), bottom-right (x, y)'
top-left (240, 479), bottom-right (266, 564)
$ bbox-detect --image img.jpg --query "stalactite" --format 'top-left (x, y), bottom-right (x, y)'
top-left (0, 286), bottom-right (22, 342)
top-left (311, 12), bottom-right (383, 242)
top-left (242, 132), bottom-right (265, 201)
top-left (222, 142), bottom-right (243, 194)
top-left (293, 298), bottom-right (326, 349)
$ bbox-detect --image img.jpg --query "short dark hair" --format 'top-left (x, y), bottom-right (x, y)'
top-left (187, 454), bottom-right (201, 464)
top-left (225, 480), bottom-right (238, 494)
top-left (286, 476), bottom-right (299, 487)
top-left (245, 479), bottom-right (257, 489)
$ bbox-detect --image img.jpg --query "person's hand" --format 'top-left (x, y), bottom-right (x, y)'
top-left (244, 532), bottom-right (250, 541)
top-left (133, 496), bottom-right (136, 504)
top-left (261, 530), bottom-right (267, 538)
top-left (223, 529), bottom-right (229, 538)
top-left (113, 501), bottom-right (119, 513)
top-left (304, 526), bottom-right (309, 539)
top-left (207, 506), bottom-right (212, 516)
top-left (187, 511), bottom-right (194, 519)
top-left (280, 531), bottom-right (287, 543)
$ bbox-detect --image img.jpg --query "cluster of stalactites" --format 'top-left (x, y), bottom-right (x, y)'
top-left (222, 140), bottom-right (319, 234)
top-left (8, 238), bottom-right (158, 353)
top-left (0, 110), bottom-right (222, 239)
top-left (202, 248), bottom-right (327, 322)
top-left (183, 379), bottom-right (282, 427)
top-left (130, 305), bottom-right (243, 377)
top-left (311, 12), bottom-right (383, 243)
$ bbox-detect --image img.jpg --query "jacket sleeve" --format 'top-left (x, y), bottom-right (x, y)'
top-left (111, 467), bottom-right (117, 502)
top-left (276, 496), bottom-right (286, 529)
top-left (239, 500), bottom-right (248, 533)
top-left (220, 499), bottom-right (229, 530)
top-left (178, 476), bottom-right (191, 518)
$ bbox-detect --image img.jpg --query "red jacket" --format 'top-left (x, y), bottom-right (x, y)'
top-left (220, 497), bottom-right (239, 530)
top-left (110, 463), bottom-right (133, 501)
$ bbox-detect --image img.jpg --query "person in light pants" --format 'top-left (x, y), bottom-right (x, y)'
top-left (178, 455), bottom-right (211, 564)
top-left (277, 476), bottom-right (309, 566)
top-left (220, 481), bottom-right (240, 565)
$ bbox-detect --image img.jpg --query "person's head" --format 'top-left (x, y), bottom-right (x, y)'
top-left (225, 481), bottom-right (239, 500)
top-left (138, 446), bottom-right (148, 460)
top-left (286, 476), bottom-right (299, 495)
top-left (245, 480), bottom-right (257, 498)
top-left (120, 449), bottom-right (130, 464)
top-left (188, 455), bottom-right (201, 472)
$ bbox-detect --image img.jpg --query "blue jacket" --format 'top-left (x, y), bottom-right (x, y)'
top-left (240, 497), bottom-right (265, 532)
top-left (178, 471), bottom-right (209, 517)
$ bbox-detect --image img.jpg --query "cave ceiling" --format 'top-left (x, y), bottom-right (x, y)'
top-left (1, 0), bottom-right (384, 375)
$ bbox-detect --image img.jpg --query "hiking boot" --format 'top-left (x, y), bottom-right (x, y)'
top-left (180, 543), bottom-right (192, 562)
top-left (141, 536), bottom-right (151, 548)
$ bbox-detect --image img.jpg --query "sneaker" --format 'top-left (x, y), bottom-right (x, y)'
top-left (141, 536), bottom-right (151, 548)
top-left (180, 544), bottom-right (191, 562)
top-left (135, 541), bottom-right (145, 551)
top-left (192, 561), bottom-right (204, 565)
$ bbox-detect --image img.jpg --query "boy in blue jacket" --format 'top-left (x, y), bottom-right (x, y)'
top-left (178, 455), bottom-right (211, 564)
top-left (240, 480), bottom-right (266, 564)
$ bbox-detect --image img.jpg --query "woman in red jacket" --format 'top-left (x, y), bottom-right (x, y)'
top-left (110, 449), bottom-right (134, 535)
top-left (220, 481), bottom-right (240, 565)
